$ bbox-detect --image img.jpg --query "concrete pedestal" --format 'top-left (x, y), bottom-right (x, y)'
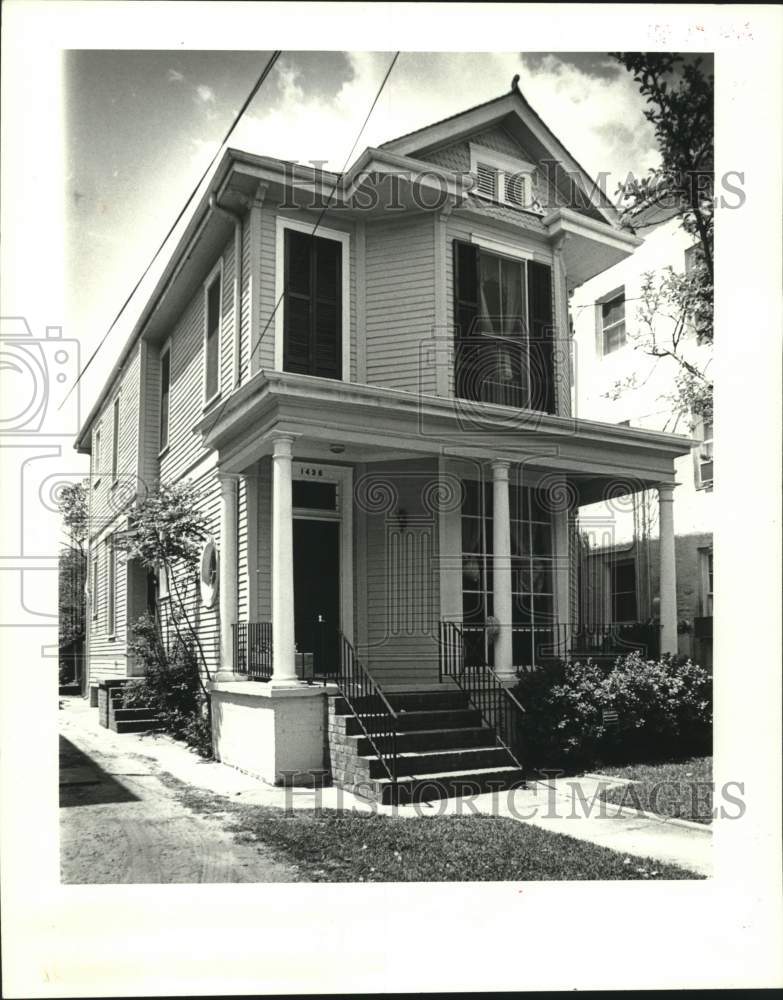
top-left (209, 680), bottom-right (337, 785)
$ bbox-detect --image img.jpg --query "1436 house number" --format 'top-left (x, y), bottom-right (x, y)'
top-left (298, 466), bottom-right (324, 478)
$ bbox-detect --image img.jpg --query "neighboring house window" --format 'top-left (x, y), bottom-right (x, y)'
top-left (694, 418), bottom-right (714, 489)
top-left (283, 228), bottom-right (342, 379)
top-left (91, 554), bottom-right (99, 620)
top-left (611, 558), bottom-right (638, 622)
top-left (600, 292), bottom-right (626, 355)
top-left (107, 538), bottom-right (116, 636)
top-left (684, 244), bottom-right (700, 274)
top-left (159, 344), bottom-right (171, 452)
top-left (453, 240), bottom-right (555, 413)
top-left (111, 396), bottom-right (120, 482)
top-left (699, 547), bottom-right (714, 616)
top-left (204, 265), bottom-right (222, 404)
top-left (469, 143), bottom-right (537, 211)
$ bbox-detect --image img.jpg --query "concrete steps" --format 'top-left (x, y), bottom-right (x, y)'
top-left (328, 687), bottom-right (525, 805)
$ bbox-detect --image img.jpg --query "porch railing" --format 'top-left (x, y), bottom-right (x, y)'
top-left (232, 621), bottom-right (273, 681)
top-left (439, 621), bottom-right (526, 771)
top-left (336, 631), bottom-right (399, 789)
top-left (449, 620), bottom-right (660, 667)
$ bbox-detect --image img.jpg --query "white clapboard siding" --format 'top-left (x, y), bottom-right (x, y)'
top-left (360, 459), bottom-right (441, 686)
top-left (365, 215), bottom-right (436, 394)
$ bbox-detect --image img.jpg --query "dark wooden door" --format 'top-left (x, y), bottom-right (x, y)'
top-left (293, 518), bottom-right (340, 675)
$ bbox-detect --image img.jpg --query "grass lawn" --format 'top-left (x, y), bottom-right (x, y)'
top-left (168, 779), bottom-right (702, 881)
top-left (596, 757), bottom-right (713, 825)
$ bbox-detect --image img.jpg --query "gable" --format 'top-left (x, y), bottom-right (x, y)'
top-left (382, 90), bottom-right (614, 226)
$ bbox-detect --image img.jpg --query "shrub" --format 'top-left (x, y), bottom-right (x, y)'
top-left (512, 652), bottom-right (712, 772)
top-left (124, 613), bottom-right (213, 758)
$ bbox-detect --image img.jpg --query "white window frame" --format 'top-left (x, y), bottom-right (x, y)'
top-left (693, 416), bottom-right (714, 490)
top-left (699, 546), bottom-right (714, 617)
top-left (157, 563), bottom-right (170, 600)
top-left (111, 395), bottom-right (120, 485)
top-left (93, 425), bottom-right (102, 488)
top-left (203, 259), bottom-right (224, 408)
top-left (274, 216), bottom-right (351, 381)
top-left (107, 537), bottom-right (116, 638)
top-left (469, 143), bottom-right (537, 211)
top-left (91, 553), bottom-right (99, 620)
top-left (159, 338), bottom-right (171, 455)
top-left (597, 287), bottom-right (627, 357)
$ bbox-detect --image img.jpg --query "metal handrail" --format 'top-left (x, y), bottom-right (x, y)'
top-left (232, 622), bottom-right (273, 680)
top-left (439, 620), bottom-right (526, 771)
top-left (336, 631), bottom-right (399, 788)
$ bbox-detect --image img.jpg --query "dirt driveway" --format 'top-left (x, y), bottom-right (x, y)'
top-left (59, 701), bottom-right (299, 884)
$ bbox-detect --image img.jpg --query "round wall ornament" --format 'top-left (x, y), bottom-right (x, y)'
top-left (199, 539), bottom-right (219, 608)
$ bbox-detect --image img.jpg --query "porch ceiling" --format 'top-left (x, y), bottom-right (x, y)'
top-left (194, 370), bottom-right (692, 489)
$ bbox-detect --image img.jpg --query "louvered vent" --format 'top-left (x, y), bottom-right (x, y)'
top-left (475, 162), bottom-right (498, 199)
top-left (505, 173), bottom-right (527, 207)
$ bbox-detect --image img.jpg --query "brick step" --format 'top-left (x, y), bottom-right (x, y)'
top-left (339, 708), bottom-right (483, 736)
top-left (330, 690), bottom-right (469, 717)
top-left (364, 766), bottom-right (527, 805)
top-left (112, 707), bottom-right (158, 720)
top-left (109, 719), bottom-right (162, 734)
top-left (361, 745), bottom-right (511, 780)
top-left (351, 726), bottom-right (493, 756)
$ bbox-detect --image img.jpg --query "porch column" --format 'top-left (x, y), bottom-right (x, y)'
top-left (491, 460), bottom-right (514, 681)
top-left (271, 433), bottom-right (298, 684)
top-left (658, 484), bottom-right (678, 656)
top-left (217, 472), bottom-right (240, 681)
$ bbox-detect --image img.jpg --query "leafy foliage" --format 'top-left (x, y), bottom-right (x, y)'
top-left (120, 481), bottom-right (209, 574)
top-left (608, 53), bottom-right (714, 423)
top-left (58, 480), bottom-right (89, 553)
top-left (124, 613), bottom-right (212, 757)
top-left (513, 652), bottom-right (712, 771)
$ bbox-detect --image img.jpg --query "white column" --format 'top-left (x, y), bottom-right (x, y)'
top-left (491, 460), bottom-right (514, 680)
top-left (271, 434), bottom-right (298, 684)
top-left (217, 472), bottom-right (240, 680)
top-left (658, 484), bottom-right (678, 656)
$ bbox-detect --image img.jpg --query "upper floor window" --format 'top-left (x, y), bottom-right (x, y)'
top-left (91, 554), bottom-right (99, 620)
top-left (159, 344), bottom-right (171, 453)
top-left (93, 426), bottom-right (101, 486)
top-left (276, 219), bottom-right (349, 381)
top-left (111, 396), bottom-right (120, 483)
top-left (204, 264), bottom-right (222, 405)
top-left (453, 239), bottom-right (555, 413)
top-left (600, 291), bottom-right (626, 355)
top-left (469, 144), bottom-right (537, 211)
top-left (694, 417), bottom-right (713, 490)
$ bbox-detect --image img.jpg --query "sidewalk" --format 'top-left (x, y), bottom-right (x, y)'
top-left (59, 696), bottom-right (712, 877)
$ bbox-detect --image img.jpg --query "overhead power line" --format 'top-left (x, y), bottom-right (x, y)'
top-left (61, 50), bottom-right (282, 411)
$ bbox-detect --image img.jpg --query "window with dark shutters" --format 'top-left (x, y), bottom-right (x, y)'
top-left (284, 229), bottom-right (341, 379)
top-left (527, 259), bottom-right (555, 413)
top-left (452, 239), bottom-right (556, 413)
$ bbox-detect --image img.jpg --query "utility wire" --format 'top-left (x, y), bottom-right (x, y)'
top-left (203, 51), bottom-right (400, 439)
top-left (60, 50), bottom-right (282, 411)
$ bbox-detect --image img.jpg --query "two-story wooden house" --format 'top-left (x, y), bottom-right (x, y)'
top-left (76, 84), bottom-right (692, 801)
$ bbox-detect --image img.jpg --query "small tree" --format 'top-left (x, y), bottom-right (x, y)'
top-left (57, 480), bottom-right (89, 685)
top-left (115, 481), bottom-right (212, 697)
top-left (608, 53), bottom-right (714, 424)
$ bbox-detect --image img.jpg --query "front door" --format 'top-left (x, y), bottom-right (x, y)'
top-left (293, 518), bottom-right (340, 675)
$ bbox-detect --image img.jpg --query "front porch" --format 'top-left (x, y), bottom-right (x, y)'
top-left (197, 370), bottom-right (691, 789)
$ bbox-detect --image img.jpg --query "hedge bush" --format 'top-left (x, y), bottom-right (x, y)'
top-left (123, 613), bottom-right (213, 758)
top-left (512, 652), bottom-right (712, 771)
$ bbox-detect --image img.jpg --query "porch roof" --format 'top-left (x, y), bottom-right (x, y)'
top-left (194, 371), bottom-right (692, 502)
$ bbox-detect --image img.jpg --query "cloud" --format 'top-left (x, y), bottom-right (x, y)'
top-left (167, 68), bottom-right (184, 83)
top-left (231, 52), bottom-right (659, 198)
top-left (195, 83), bottom-right (215, 104)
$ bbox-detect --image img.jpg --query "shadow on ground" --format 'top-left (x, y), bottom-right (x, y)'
top-left (59, 736), bottom-right (140, 808)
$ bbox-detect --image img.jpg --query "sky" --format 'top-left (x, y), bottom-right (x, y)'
top-left (64, 49), bottom-right (667, 415)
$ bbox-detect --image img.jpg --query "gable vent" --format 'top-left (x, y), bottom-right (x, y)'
top-left (505, 173), bottom-right (527, 207)
top-left (475, 162), bottom-right (498, 199)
